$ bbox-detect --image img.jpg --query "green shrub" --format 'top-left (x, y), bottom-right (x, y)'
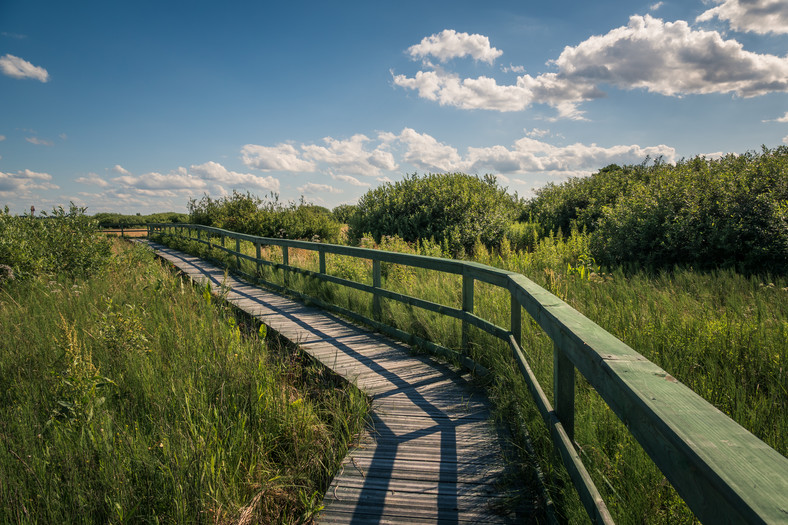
top-left (331, 203), bottom-right (357, 224)
top-left (350, 173), bottom-right (520, 255)
top-left (0, 204), bottom-right (112, 280)
top-left (527, 147), bottom-right (788, 275)
top-left (187, 191), bottom-right (342, 242)
top-left (93, 212), bottom-right (188, 228)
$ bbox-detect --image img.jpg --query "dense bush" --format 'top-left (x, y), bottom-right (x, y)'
top-left (331, 203), bottom-right (357, 224)
top-left (93, 212), bottom-right (188, 227)
top-left (187, 191), bottom-right (342, 242)
top-left (350, 173), bottom-right (520, 255)
top-left (527, 148), bottom-right (788, 274)
top-left (0, 204), bottom-right (112, 280)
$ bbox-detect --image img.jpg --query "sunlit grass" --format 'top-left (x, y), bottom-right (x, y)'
top-left (0, 240), bottom-right (368, 524)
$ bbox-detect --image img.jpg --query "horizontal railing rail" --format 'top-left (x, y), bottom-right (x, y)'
top-left (148, 223), bottom-right (788, 524)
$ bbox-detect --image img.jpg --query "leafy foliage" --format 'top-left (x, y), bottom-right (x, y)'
top-left (187, 191), bottom-right (342, 242)
top-left (331, 203), bottom-right (357, 224)
top-left (527, 148), bottom-right (788, 274)
top-left (350, 173), bottom-right (520, 255)
top-left (92, 211), bottom-right (188, 227)
top-left (0, 203), bottom-right (112, 280)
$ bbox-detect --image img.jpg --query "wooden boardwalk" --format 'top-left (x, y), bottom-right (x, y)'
top-left (146, 242), bottom-right (531, 524)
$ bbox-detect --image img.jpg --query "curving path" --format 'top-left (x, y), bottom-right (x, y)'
top-left (145, 241), bottom-right (536, 524)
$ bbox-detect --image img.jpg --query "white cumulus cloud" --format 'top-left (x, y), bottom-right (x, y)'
top-left (75, 173), bottom-right (109, 187)
top-left (241, 144), bottom-right (317, 172)
top-left (0, 169), bottom-right (58, 197)
top-left (301, 134), bottom-right (398, 176)
top-left (407, 29), bottom-right (503, 64)
top-left (332, 174), bottom-right (370, 187)
top-left (190, 161), bottom-right (280, 191)
top-left (0, 54), bottom-right (49, 82)
top-left (298, 182), bottom-right (342, 195)
top-left (697, 0), bottom-right (788, 34)
top-left (394, 16), bottom-right (788, 118)
top-left (25, 137), bottom-right (53, 146)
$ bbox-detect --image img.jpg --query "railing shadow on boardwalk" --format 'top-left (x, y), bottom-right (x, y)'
top-left (151, 243), bottom-right (532, 523)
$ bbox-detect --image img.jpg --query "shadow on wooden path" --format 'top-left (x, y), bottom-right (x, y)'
top-left (146, 242), bottom-right (536, 524)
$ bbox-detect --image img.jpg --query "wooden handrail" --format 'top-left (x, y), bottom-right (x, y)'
top-left (147, 223), bottom-right (788, 524)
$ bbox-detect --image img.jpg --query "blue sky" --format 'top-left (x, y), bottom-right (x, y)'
top-left (2, 0), bottom-right (788, 215)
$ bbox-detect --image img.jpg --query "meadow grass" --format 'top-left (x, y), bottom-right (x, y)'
top-left (0, 240), bottom-right (368, 524)
top-left (153, 230), bottom-right (787, 524)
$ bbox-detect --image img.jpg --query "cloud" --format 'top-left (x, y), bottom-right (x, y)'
top-left (763, 111), bottom-right (788, 122)
top-left (394, 16), bottom-right (788, 118)
top-left (0, 169), bottom-right (58, 197)
top-left (650, 2), bottom-right (664, 11)
top-left (113, 168), bottom-right (204, 191)
top-left (240, 127), bottom-right (675, 182)
top-left (112, 164), bottom-right (131, 175)
top-left (0, 54), bottom-right (49, 82)
top-left (240, 143), bottom-right (316, 171)
top-left (525, 128), bottom-right (551, 138)
top-left (552, 15), bottom-right (788, 98)
top-left (332, 174), bottom-right (370, 187)
top-left (111, 162), bottom-right (279, 195)
top-left (243, 135), bottom-right (398, 176)
top-left (298, 182), bottom-right (342, 195)
top-left (301, 134), bottom-right (398, 176)
top-left (0, 135), bottom-right (5, 141)
top-left (407, 29), bottom-right (503, 64)
top-left (75, 173), bottom-right (109, 187)
top-left (501, 64), bottom-right (525, 73)
top-left (393, 128), bottom-right (464, 171)
top-left (462, 136), bottom-right (676, 175)
top-left (697, 0), bottom-right (788, 34)
top-left (189, 161), bottom-right (280, 191)
top-left (25, 137), bottom-right (54, 146)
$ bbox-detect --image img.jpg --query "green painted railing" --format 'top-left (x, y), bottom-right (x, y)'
top-left (148, 223), bottom-right (788, 524)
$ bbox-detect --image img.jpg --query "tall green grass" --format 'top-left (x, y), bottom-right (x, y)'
top-left (153, 229), bottom-right (787, 524)
top-left (0, 240), bottom-right (368, 524)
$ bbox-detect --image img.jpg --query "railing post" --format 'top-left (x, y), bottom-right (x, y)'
top-left (221, 234), bottom-right (225, 248)
top-left (255, 242), bottom-right (261, 277)
top-left (235, 237), bottom-right (241, 268)
top-left (461, 272), bottom-right (474, 353)
top-left (319, 250), bottom-right (326, 275)
top-left (282, 245), bottom-right (289, 287)
top-left (511, 293), bottom-right (521, 346)
top-left (372, 259), bottom-right (381, 321)
top-left (197, 228), bottom-right (201, 241)
top-left (554, 343), bottom-right (576, 443)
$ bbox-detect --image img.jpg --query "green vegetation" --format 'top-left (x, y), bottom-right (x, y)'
top-left (349, 173), bottom-right (521, 255)
top-left (138, 146), bottom-right (788, 522)
top-left (93, 212), bottom-right (188, 228)
top-left (0, 204), bottom-right (112, 280)
top-left (527, 147), bottom-right (788, 274)
top-left (188, 191), bottom-right (342, 243)
top-left (0, 228), bottom-right (367, 522)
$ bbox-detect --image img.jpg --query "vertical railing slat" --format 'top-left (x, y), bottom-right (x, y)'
top-left (461, 272), bottom-right (474, 353)
top-left (282, 245), bottom-right (289, 287)
top-left (373, 259), bottom-right (381, 321)
top-left (554, 343), bottom-right (576, 443)
top-left (255, 242), bottom-right (261, 277)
